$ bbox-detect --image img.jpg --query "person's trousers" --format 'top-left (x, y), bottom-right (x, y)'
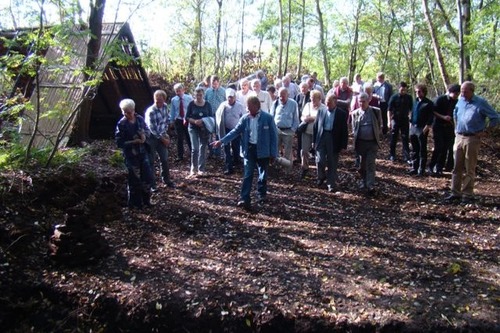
top-left (278, 128), bottom-right (294, 170)
top-left (126, 153), bottom-right (152, 208)
top-left (389, 119), bottom-right (410, 160)
top-left (356, 139), bottom-right (378, 189)
top-left (147, 137), bottom-right (170, 187)
top-left (224, 128), bottom-right (240, 172)
top-left (301, 132), bottom-right (313, 170)
top-left (240, 144), bottom-right (269, 203)
top-left (316, 132), bottom-right (339, 186)
top-left (410, 130), bottom-right (428, 173)
top-left (429, 125), bottom-right (454, 172)
top-left (188, 127), bottom-right (209, 173)
top-left (174, 119), bottom-right (191, 160)
top-left (451, 134), bottom-right (481, 198)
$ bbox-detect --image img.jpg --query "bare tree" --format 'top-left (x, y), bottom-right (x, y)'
top-left (284, 0), bottom-right (291, 73)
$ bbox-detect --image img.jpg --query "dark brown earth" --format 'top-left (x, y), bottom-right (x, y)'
top-left (0, 133), bottom-right (499, 333)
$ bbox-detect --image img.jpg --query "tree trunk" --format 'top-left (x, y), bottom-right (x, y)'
top-left (284, 0), bottom-right (291, 73)
top-left (457, 0), bottom-right (472, 82)
top-left (70, 0), bottom-right (105, 146)
top-left (435, 0), bottom-right (459, 43)
top-left (238, 0), bottom-right (246, 80)
top-left (422, 0), bottom-right (450, 90)
top-left (215, 0), bottom-right (223, 74)
top-left (315, 0), bottom-right (330, 87)
top-left (277, 0), bottom-right (284, 77)
top-left (296, 0), bottom-right (306, 80)
top-left (348, 0), bottom-right (363, 84)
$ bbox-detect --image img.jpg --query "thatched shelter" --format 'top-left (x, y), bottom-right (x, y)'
top-left (0, 22), bottom-right (153, 148)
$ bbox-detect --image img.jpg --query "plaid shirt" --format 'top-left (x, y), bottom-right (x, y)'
top-left (145, 104), bottom-right (169, 139)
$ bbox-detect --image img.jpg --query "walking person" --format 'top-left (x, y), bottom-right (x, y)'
top-left (185, 87), bottom-right (214, 177)
top-left (313, 94), bottom-right (348, 192)
top-left (170, 83), bottom-right (193, 162)
top-left (351, 93), bottom-right (383, 194)
top-left (211, 96), bottom-right (278, 210)
top-left (145, 90), bottom-right (175, 190)
top-left (115, 99), bottom-right (153, 209)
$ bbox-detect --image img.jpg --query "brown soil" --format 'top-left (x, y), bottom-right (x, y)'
top-left (0, 134), bottom-right (499, 333)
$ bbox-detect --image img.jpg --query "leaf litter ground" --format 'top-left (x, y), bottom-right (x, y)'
top-left (0, 134), bottom-right (498, 332)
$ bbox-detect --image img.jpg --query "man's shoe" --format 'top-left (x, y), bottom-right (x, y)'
top-left (327, 185), bottom-right (336, 192)
top-left (444, 194), bottom-right (461, 202)
top-left (237, 200), bottom-right (251, 210)
top-left (223, 169), bottom-right (233, 175)
top-left (300, 169), bottom-right (308, 180)
top-left (461, 196), bottom-right (476, 204)
top-left (389, 155), bottom-right (395, 162)
top-left (407, 170), bottom-right (418, 175)
top-left (317, 178), bottom-right (325, 187)
top-left (151, 186), bottom-right (158, 192)
top-left (165, 181), bottom-right (176, 188)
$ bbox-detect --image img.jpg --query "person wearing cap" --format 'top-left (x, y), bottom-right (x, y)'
top-left (445, 81), bottom-right (499, 203)
top-left (428, 84), bottom-right (460, 176)
top-left (215, 88), bottom-right (244, 174)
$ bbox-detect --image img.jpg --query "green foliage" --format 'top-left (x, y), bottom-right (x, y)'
top-left (109, 150), bottom-right (124, 168)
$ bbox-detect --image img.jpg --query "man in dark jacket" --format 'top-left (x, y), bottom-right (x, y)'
top-left (409, 84), bottom-right (434, 176)
top-left (387, 82), bottom-right (412, 163)
top-left (313, 94), bottom-right (348, 192)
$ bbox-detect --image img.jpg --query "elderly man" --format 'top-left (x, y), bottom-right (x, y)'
top-left (328, 77), bottom-right (353, 113)
top-left (271, 87), bottom-right (300, 171)
top-left (446, 81), bottom-right (499, 203)
top-left (351, 92), bottom-right (383, 194)
top-left (145, 90), bottom-right (175, 190)
top-left (249, 78), bottom-right (273, 112)
top-left (215, 88), bottom-right (244, 175)
top-left (373, 72), bottom-right (394, 135)
top-left (170, 83), bottom-right (193, 162)
top-left (211, 96), bottom-right (278, 210)
top-left (313, 94), bottom-right (348, 192)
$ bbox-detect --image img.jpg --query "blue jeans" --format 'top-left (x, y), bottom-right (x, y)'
top-left (188, 127), bottom-right (209, 172)
top-left (224, 129), bottom-right (240, 172)
top-left (241, 144), bottom-right (269, 203)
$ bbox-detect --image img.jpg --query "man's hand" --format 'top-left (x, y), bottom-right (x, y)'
top-left (211, 140), bottom-right (222, 148)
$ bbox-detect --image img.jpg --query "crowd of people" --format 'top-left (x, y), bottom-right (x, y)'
top-left (115, 71), bottom-right (498, 210)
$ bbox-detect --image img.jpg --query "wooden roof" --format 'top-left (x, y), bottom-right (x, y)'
top-left (1, 22), bottom-right (153, 148)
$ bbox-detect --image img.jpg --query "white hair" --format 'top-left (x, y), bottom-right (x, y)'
top-left (119, 98), bottom-right (135, 111)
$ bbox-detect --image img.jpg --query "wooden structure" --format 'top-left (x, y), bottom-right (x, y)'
top-left (0, 22), bottom-right (153, 148)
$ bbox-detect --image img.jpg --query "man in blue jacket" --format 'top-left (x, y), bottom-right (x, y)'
top-left (212, 96), bottom-right (278, 210)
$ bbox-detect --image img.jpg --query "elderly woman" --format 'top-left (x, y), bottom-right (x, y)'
top-left (236, 78), bottom-right (251, 107)
top-left (115, 98), bottom-right (153, 209)
top-left (185, 87), bottom-right (214, 177)
top-left (300, 90), bottom-right (325, 179)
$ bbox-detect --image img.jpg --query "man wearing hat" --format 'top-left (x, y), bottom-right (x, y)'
top-left (215, 88), bottom-right (245, 174)
top-left (428, 83), bottom-right (460, 176)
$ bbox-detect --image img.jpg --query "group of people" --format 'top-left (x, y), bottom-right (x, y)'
top-left (115, 70), bottom-right (498, 210)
